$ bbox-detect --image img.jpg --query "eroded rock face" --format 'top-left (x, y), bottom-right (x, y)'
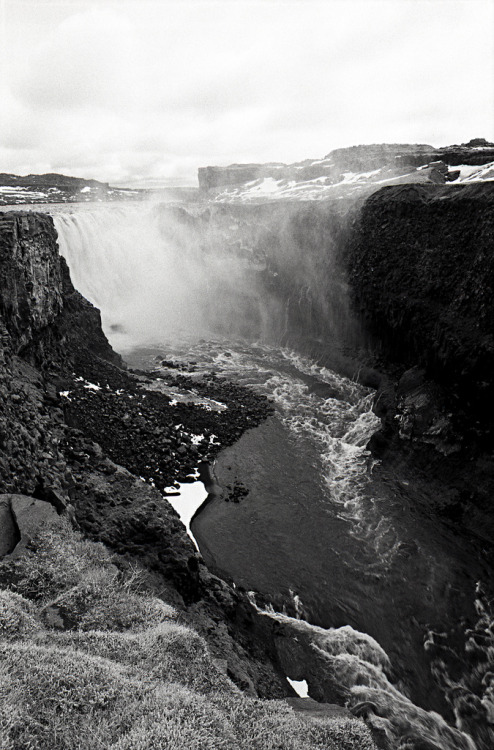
top-left (0, 211), bottom-right (118, 498)
top-left (0, 212), bottom-right (63, 353)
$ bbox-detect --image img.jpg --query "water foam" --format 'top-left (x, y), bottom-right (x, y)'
top-left (257, 607), bottom-right (477, 750)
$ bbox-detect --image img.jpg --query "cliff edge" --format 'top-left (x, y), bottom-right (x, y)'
top-left (347, 182), bottom-right (494, 542)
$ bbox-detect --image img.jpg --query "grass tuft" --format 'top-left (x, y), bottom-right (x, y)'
top-left (0, 517), bottom-right (114, 602)
top-left (0, 590), bottom-right (40, 639)
top-left (0, 517), bottom-right (376, 750)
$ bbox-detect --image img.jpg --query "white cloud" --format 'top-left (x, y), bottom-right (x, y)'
top-left (0, 0), bottom-right (492, 185)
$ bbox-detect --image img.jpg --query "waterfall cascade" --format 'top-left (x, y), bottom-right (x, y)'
top-left (53, 200), bottom-right (361, 356)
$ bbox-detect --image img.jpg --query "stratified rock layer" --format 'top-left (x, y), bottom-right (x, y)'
top-left (198, 139), bottom-right (494, 193)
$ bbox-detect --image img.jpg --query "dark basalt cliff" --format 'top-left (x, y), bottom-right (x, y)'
top-left (347, 182), bottom-right (494, 539)
top-left (349, 183), bottom-right (494, 420)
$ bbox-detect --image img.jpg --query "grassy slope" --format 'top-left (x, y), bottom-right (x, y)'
top-left (0, 518), bottom-right (376, 750)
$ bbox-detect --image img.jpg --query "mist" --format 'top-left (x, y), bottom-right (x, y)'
top-left (54, 202), bottom-right (277, 351)
top-left (53, 199), bottom-right (360, 358)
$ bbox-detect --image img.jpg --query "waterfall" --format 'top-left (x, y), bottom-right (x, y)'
top-left (54, 203), bottom-right (218, 351)
top-left (53, 201), bottom-right (361, 356)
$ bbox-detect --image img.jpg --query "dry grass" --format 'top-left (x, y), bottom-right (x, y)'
top-left (0, 517), bottom-right (114, 602)
top-left (0, 520), bottom-right (376, 750)
top-left (0, 590), bottom-right (40, 639)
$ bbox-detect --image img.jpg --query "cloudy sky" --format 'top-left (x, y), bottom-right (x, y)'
top-left (0, 0), bottom-right (492, 186)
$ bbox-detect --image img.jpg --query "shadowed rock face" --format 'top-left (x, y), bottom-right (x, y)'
top-left (0, 211), bottom-right (120, 368)
top-left (345, 182), bottom-right (494, 546)
top-left (348, 182), bottom-right (494, 438)
top-left (0, 213), bottom-right (64, 353)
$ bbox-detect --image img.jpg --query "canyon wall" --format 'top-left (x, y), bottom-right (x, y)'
top-left (2, 180), bottom-right (494, 749)
top-left (349, 183), bottom-right (494, 415)
top-left (156, 180), bottom-right (494, 539)
top-left (346, 182), bottom-right (494, 541)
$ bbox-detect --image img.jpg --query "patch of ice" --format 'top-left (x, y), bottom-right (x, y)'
top-left (80, 186), bottom-right (92, 193)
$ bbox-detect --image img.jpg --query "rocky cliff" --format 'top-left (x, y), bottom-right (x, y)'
top-left (349, 183), bottom-right (494, 421)
top-left (347, 182), bottom-right (494, 541)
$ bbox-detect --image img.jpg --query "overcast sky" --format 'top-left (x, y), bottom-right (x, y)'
top-left (0, 0), bottom-right (492, 186)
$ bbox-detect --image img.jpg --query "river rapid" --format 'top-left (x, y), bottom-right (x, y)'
top-left (44, 200), bottom-right (494, 750)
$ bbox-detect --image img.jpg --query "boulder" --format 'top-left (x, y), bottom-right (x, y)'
top-left (0, 495), bottom-right (18, 556)
top-left (7, 494), bottom-right (59, 558)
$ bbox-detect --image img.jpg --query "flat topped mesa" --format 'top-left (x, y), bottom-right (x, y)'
top-left (198, 139), bottom-right (494, 198)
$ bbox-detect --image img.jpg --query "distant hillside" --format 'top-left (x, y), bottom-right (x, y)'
top-left (0, 171), bottom-right (146, 205)
top-left (198, 138), bottom-right (494, 202)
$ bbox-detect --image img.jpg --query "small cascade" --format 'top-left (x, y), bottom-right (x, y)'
top-left (256, 606), bottom-right (478, 750)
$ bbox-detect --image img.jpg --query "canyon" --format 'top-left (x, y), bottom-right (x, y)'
top-left (1, 141), bottom-right (494, 750)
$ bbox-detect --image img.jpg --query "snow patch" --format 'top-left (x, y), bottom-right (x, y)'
top-left (165, 477), bottom-right (208, 550)
top-left (287, 678), bottom-right (309, 697)
top-left (456, 162), bottom-right (494, 181)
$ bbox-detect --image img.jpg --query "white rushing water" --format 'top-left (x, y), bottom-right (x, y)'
top-left (54, 202), bottom-right (281, 352)
top-left (52, 202), bottom-right (489, 750)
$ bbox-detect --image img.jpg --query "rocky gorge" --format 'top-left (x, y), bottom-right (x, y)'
top-left (1, 141), bottom-right (494, 750)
